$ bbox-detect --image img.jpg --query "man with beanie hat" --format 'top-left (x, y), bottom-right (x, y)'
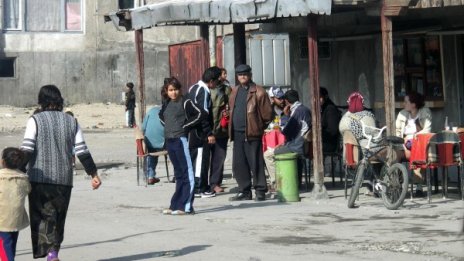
top-left (228, 64), bottom-right (273, 201)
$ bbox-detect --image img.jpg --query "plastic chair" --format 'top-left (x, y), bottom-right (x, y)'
top-left (427, 131), bottom-right (462, 200)
top-left (135, 128), bottom-right (170, 186)
top-left (409, 133), bottom-right (435, 200)
top-left (342, 131), bottom-right (360, 199)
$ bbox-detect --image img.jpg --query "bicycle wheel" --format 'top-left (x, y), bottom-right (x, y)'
top-left (381, 163), bottom-right (409, 210)
top-left (348, 162), bottom-right (365, 208)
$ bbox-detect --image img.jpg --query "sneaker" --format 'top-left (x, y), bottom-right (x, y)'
top-left (171, 210), bottom-right (195, 215)
top-left (201, 191), bottom-right (216, 198)
top-left (162, 209), bottom-right (172, 215)
top-left (171, 210), bottom-right (185, 215)
top-left (148, 177), bottom-right (160, 185)
top-left (229, 192), bottom-right (252, 201)
top-left (194, 193), bottom-right (201, 198)
top-left (212, 185), bottom-right (224, 193)
top-left (255, 191), bottom-right (266, 201)
top-left (47, 251), bottom-right (60, 261)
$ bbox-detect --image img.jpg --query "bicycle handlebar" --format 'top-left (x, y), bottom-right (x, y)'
top-left (361, 122), bottom-right (387, 149)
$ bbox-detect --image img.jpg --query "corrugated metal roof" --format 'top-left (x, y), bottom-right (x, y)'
top-left (414, 0), bottom-right (464, 8)
top-left (105, 0), bottom-right (331, 31)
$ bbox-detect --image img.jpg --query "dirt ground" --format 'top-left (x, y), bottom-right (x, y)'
top-left (0, 103), bottom-right (151, 132)
top-left (0, 106), bottom-right (463, 261)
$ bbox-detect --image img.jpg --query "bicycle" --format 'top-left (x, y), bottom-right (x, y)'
top-left (347, 123), bottom-right (409, 210)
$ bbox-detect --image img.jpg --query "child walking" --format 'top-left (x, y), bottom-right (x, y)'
top-left (159, 77), bottom-right (206, 215)
top-left (0, 147), bottom-right (31, 261)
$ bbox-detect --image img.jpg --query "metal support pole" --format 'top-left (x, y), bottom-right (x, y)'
top-left (135, 29), bottom-right (146, 123)
top-left (209, 25), bottom-right (217, 66)
top-left (307, 15), bottom-right (328, 200)
top-left (233, 23), bottom-right (246, 66)
top-left (200, 24), bottom-right (210, 69)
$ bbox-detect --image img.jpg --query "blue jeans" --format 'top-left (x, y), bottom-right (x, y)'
top-left (0, 231), bottom-right (19, 260)
top-left (146, 148), bottom-right (162, 178)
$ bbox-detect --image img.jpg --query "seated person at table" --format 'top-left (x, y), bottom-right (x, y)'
top-left (339, 92), bottom-right (377, 151)
top-left (263, 90), bottom-right (311, 189)
top-left (395, 91), bottom-right (432, 159)
top-left (320, 87), bottom-right (342, 153)
top-left (267, 86), bottom-right (289, 129)
top-left (395, 91), bottom-right (432, 196)
top-left (339, 92), bottom-right (382, 196)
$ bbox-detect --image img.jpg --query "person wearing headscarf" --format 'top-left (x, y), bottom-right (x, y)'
top-left (339, 92), bottom-right (379, 196)
top-left (339, 92), bottom-right (377, 145)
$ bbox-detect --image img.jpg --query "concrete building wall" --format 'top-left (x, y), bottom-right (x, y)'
top-left (0, 0), bottom-right (199, 107)
top-left (264, 20), bottom-right (464, 130)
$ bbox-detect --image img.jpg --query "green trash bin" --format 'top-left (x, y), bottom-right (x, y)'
top-left (275, 152), bottom-right (300, 202)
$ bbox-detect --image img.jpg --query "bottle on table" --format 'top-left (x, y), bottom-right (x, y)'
top-left (444, 116), bottom-right (449, 131)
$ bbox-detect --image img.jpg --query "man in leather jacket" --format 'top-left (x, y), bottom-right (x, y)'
top-left (228, 64), bottom-right (273, 201)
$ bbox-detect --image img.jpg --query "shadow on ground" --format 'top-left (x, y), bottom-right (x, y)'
top-left (76, 162), bottom-right (125, 170)
top-left (97, 245), bottom-right (211, 260)
top-left (16, 229), bottom-right (177, 257)
top-left (196, 200), bottom-right (287, 214)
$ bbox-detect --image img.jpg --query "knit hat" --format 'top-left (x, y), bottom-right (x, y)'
top-left (347, 92), bottom-right (365, 113)
top-left (268, 86), bottom-right (285, 99)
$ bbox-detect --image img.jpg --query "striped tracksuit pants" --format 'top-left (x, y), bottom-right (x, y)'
top-left (166, 137), bottom-right (195, 213)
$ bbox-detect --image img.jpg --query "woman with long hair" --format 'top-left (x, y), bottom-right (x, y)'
top-left (21, 85), bottom-right (101, 261)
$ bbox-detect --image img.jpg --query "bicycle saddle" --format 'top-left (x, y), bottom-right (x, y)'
top-left (385, 136), bottom-right (404, 144)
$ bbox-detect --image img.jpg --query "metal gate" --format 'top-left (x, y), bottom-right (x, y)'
top-left (169, 40), bottom-right (208, 94)
top-left (169, 38), bottom-right (223, 94)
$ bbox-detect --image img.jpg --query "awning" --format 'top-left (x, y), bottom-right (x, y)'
top-left (104, 0), bottom-right (331, 31)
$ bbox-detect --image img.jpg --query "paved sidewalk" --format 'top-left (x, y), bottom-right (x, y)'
top-left (1, 129), bottom-right (462, 261)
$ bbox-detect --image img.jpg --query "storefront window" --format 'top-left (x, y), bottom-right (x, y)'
top-left (393, 36), bottom-right (443, 101)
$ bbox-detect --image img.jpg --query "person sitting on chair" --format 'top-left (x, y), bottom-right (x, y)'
top-left (267, 86), bottom-right (289, 129)
top-left (142, 105), bottom-right (165, 185)
top-left (339, 91), bottom-right (379, 196)
top-left (320, 87), bottom-right (341, 154)
top-left (395, 91), bottom-right (432, 197)
top-left (263, 89), bottom-right (311, 188)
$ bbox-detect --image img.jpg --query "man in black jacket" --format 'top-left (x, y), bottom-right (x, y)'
top-left (125, 82), bottom-right (136, 128)
top-left (320, 87), bottom-right (341, 153)
top-left (187, 66), bottom-right (222, 198)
